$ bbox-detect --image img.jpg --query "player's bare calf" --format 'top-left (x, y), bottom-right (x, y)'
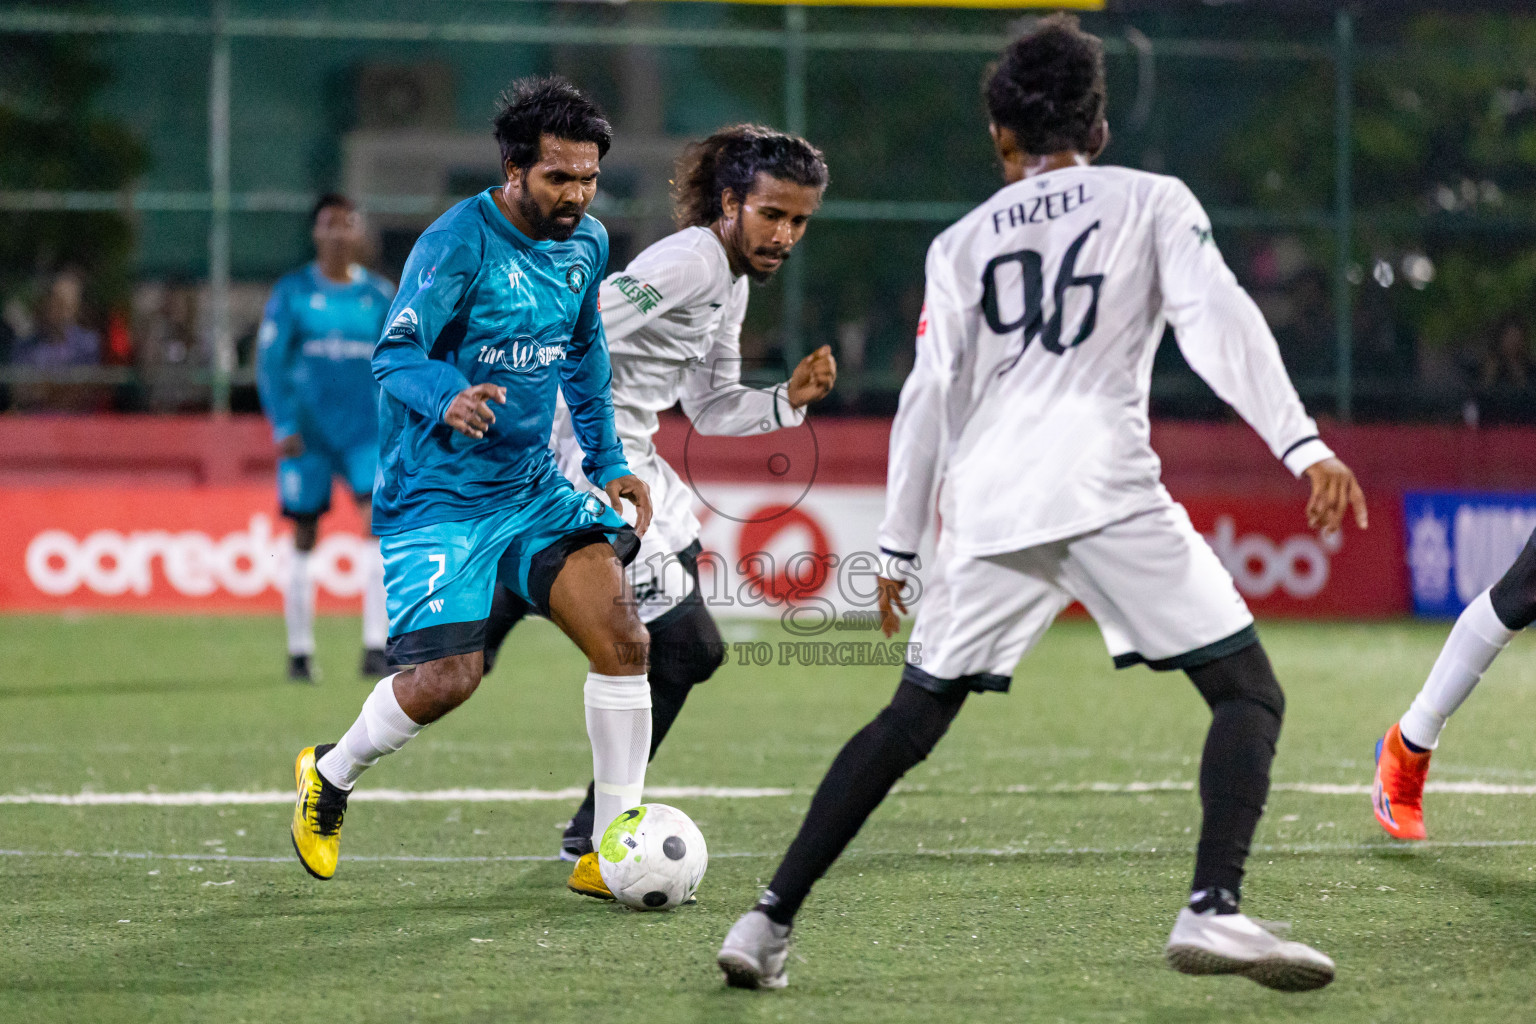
top-left (392, 652), bottom-right (484, 724)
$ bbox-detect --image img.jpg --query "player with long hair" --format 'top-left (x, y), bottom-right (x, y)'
top-left (480, 124), bottom-right (837, 895)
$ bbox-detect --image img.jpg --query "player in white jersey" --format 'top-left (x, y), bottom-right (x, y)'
top-left (1372, 527), bottom-right (1536, 840)
top-left (479, 125), bottom-right (838, 883)
top-left (719, 16), bottom-right (1366, 993)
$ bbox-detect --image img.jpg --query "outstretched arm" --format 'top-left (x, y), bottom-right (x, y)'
top-left (1155, 179), bottom-right (1365, 531)
top-left (678, 294), bottom-right (833, 435)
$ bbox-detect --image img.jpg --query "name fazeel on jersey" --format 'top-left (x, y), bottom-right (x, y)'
top-left (882, 163), bottom-right (1334, 683)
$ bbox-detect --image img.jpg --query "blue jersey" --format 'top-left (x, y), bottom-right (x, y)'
top-left (370, 188), bottom-right (630, 536)
top-left (256, 263), bottom-right (395, 452)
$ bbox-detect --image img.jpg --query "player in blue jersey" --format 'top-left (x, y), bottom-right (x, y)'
top-left (289, 77), bottom-right (655, 884)
top-left (255, 193), bottom-right (395, 683)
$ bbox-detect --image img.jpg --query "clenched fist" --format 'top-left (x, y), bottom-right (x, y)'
top-left (787, 345), bottom-right (838, 409)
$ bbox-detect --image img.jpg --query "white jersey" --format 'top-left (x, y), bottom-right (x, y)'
top-left (879, 164), bottom-right (1333, 562)
top-left (554, 225), bottom-right (804, 557)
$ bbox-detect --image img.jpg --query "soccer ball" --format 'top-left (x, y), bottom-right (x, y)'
top-left (596, 803), bottom-right (708, 911)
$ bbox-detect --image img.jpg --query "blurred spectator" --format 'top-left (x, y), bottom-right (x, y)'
top-left (12, 270), bottom-right (100, 369)
top-left (1476, 320), bottom-right (1531, 392)
top-left (8, 270), bottom-right (106, 412)
top-left (0, 312), bottom-right (13, 412)
top-left (134, 278), bottom-right (211, 411)
top-left (1458, 319), bottom-right (1535, 425)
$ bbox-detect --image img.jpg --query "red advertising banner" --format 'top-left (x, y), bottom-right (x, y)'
top-left (0, 485), bottom-right (1407, 617)
top-left (1175, 495), bottom-right (1407, 617)
top-left (0, 486), bottom-right (368, 613)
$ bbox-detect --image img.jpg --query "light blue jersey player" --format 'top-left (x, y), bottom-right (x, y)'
top-left (290, 78), bottom-right (657, 890)
top-left (255, 194), bottom-right (394, 683)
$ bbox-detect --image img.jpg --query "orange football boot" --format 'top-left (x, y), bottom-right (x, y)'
top-left (1372, 723), bottom-right (1431, 840)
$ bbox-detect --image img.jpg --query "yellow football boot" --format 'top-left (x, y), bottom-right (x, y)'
top-left (566, 851), bottom-right (614, 900)
top-left (290, 744), bottom-right (349, 880)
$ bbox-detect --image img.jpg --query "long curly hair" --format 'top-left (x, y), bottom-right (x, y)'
top-left (672, 124), bottom-right (829, 229)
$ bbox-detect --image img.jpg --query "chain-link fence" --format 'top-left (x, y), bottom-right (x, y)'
top-left (3, 0), bottom-right (1535, 422)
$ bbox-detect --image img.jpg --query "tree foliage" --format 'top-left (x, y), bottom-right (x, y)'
top-left (1222, 13), bottom-right (1536, 352)
top-left (0, 29), bottom-right (148, 308)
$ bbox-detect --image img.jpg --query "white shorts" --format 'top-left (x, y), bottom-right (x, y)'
top-left (626, 524), bottom-right (700, 625)
top-left (550, 401), bottom-right (699, 626)
top-left (906, 503), bottom-right (1255, 694)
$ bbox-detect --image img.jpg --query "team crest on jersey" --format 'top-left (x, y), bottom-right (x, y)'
top-left (385, 307), bottom-right (419, 341)
top-left (565, 263), bottom-right (588, 294)
top-left (476, 335), bottom-right (566, 374)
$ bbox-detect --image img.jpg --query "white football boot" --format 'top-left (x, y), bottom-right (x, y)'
top-left (718, 910), bottom-right (791, 990)
top-left (1165, 908), bottom-right (1335, 991)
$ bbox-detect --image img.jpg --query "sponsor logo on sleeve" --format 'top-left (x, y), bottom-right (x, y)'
top-left (384, 307), bottom-right (419, 341)
top-left (611, 274), bottom-right (662, 314)
top-left (418, 265), bottom-right (435, 289)
top-left (1191, 224), bottom-right (1214, 246)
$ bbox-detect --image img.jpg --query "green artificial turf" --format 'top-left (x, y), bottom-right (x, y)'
top-left (2, 613), bottom-right (1535, 1023)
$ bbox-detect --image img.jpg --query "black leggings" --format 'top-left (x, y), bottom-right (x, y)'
top-left (759, 641), bottom-right (1285, 924)
top-left (1490, 527), bottom-right (1536, 631)
top-left (1185, 642), bottom-right (1284, 897)
top-left (760, 680), bottom-right (967, 923)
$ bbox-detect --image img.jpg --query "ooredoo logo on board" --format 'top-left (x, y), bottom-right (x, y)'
top-left (24, 516), bottom-right (374, 600)
top-left (0, 486), bottom-right (1407, 616)
top-left (0, 487), bottom-right (372, 611)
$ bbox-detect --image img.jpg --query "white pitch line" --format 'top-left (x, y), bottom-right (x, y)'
top-left (3, 779), bottom-right (1536, 807)
top-left (0, 785), bottom-right (793, 807)
top-left (6, 837), bottom-right (1536, 868)
top-left (1001, 781), bottom-right (1536, 797)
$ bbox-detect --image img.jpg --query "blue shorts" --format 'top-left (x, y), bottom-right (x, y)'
top-left (278, 441), bottom-right (379, 517)
top-left (381, 479), bottom-right (639, 665)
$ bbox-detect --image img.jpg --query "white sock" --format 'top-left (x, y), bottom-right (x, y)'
top-left (362, 539), bottom-right (389, 650)
top-left (584, 671), bottom-right (652, 845)
top-left (1400, 589), bottom-right (1518, 750)
top-left (317, 674), bottom-right (424, 790)
top-left (285, 549), bottom-right (315, 657)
